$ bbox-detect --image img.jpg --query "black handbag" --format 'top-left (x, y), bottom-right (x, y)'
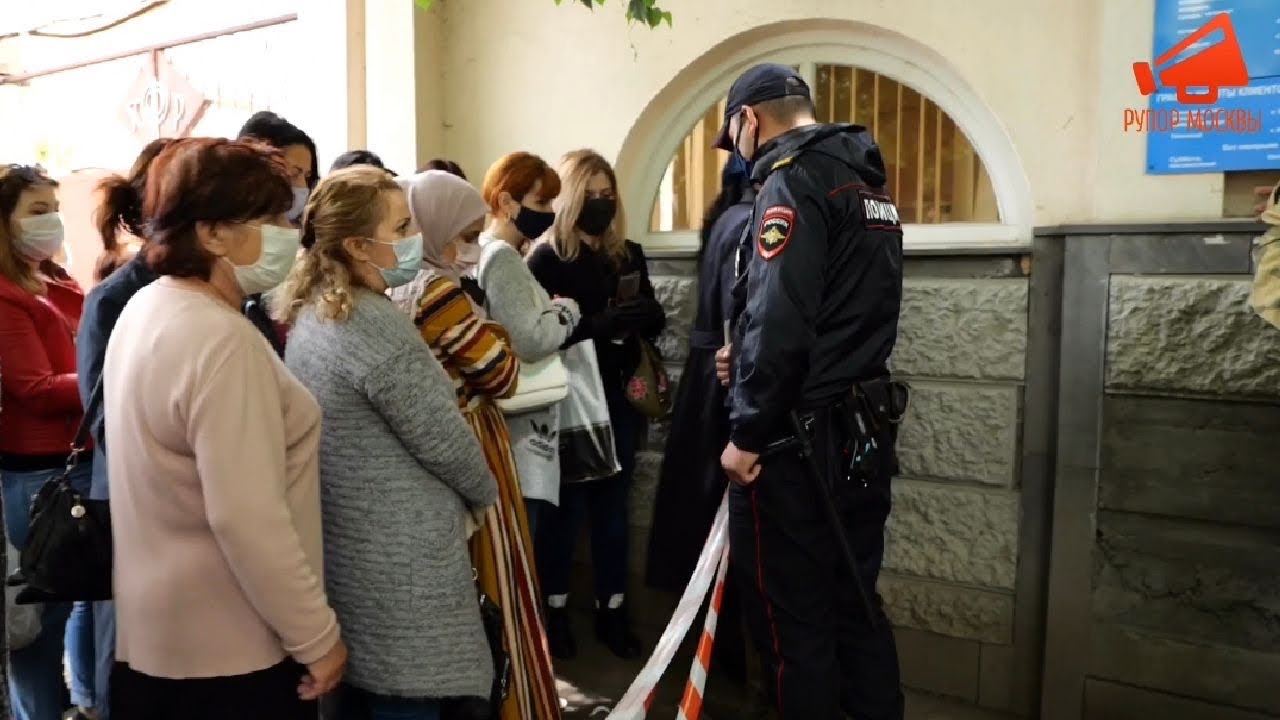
top-left (440, 588), bottom-right (510, 720)
top-left (13, 377), bottom-right (112, 604)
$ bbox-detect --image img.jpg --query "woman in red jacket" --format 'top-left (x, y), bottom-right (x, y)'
top-left (0, 164), bottom-right (94, 720)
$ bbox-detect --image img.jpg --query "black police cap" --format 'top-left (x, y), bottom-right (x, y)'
top-left (714, 63), bottom-right (812, 151)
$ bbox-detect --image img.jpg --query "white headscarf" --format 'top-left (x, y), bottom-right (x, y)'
top-left (397, 170), bottom-right (488, 283)
top-left (389, 170), bottom-right (490, 318)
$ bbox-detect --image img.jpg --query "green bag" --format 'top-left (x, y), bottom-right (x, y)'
top-left (625, 337), bottom-right (672, 419)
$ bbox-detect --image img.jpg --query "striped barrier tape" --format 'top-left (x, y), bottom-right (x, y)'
top-left (605, 490), bottom-right (730, 720)
top-left (675, 540), bottom-right (731, 720)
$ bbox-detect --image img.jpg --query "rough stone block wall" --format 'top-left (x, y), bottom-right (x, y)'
top-left (883, 264), bottom-right (1029, 707)
top-left (624, 255), bottom-right (1034, 711)
top-left (1089, 276), bottom-right (1280, 718)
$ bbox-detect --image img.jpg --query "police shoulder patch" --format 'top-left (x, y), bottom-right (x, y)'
top-left (757, 205), bottom-right (796, 260)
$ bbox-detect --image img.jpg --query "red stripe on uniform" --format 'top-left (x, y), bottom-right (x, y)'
top-left (750, 488), bottom-right (785, 716)
top-left (827, 181), bottom-right (874, 197)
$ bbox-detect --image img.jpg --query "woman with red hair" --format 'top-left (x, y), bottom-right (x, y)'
top-left (478, 152), bottom-right (581, 537)
top-left (102, 138), bottom-right (345, 719)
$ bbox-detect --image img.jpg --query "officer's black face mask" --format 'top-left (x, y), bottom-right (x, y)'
top-left (576, 197), bottom-right (617, 237)
top-left (733, 108), bottom-right (760, 162)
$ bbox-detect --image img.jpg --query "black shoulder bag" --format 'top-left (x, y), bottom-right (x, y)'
top-left (13, 377), bottom-right (112, 605)
top-left (441, 585), bottom-right (510, 720)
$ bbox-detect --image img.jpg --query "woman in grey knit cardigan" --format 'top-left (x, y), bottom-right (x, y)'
top-left (477, 153), bottom-right (581, 538)
top-left (275, 167), bottom-right (498, 719)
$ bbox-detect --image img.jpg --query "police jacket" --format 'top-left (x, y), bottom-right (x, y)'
top-left (728, 123), bottom-right (904, 453)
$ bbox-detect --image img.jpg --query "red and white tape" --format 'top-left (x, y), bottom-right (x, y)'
top-left (606, 491), bottom-right (730, 720)
top-left (675, 541), bottom-right (730, 720)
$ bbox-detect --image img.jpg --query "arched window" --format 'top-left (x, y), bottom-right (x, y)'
top-left (649, 63), bottom-right (998, 234)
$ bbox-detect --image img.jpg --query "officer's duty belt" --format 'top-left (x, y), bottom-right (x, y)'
top-left (760, 377), bottom-right (910, 458)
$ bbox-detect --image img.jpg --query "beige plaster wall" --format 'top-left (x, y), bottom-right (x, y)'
top-left (432, 0), bottom-right (1232, 225)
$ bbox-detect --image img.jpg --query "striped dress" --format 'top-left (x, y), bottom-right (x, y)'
top-left (407, 274), bottom-right (562, 720)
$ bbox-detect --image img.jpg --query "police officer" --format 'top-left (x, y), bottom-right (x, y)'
top-left (714, 63), bottom-right (906, 720)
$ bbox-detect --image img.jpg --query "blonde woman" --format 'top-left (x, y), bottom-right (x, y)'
top-left (526, 150), bottom-right (665, 660)
top-left (275, 166), bottom-right (497, 720)
top-left (388, 169), bottom-right (561, 720)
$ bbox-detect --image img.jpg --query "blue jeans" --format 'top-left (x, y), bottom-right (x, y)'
top-left (2, 462), bottom-right (95, 720)
top-left (87, 446), bottom-right (115, 719)
top-left (540, 389), bottom-right (640, 600)
top-left (366, 693), bottom-right (440, 720)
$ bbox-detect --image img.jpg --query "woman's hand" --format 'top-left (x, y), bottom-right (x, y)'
top-left (298, 638), bottom-right (348, 700)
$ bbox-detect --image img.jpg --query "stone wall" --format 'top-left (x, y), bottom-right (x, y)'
top-left (1085, 275), bottom-right (1280, 719)
top-left (882, 258), bottom-right (1033, 713)
top-left (629, 253), bottom-right (1043, 715)
top-left (602, 230), bottom-right (1280, 720)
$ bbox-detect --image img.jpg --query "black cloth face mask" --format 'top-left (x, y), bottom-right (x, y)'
top-left (514, 206), bottom-right (556, 240)
top-left (576, 198), bottom-right (618, 237)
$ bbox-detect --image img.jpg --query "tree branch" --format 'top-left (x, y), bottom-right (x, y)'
top-left (414, 0), bottom-right (672, 28)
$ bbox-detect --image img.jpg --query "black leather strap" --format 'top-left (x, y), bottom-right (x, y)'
top-left (71, 375), bottom-right (103, 456)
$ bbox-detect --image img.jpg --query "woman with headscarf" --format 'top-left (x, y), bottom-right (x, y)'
top-left (387, 170), bottom-right (561, 720)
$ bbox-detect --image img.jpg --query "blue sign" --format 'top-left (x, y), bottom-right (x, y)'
top-left (1146, 0), bottom-right (1280, 174)
top-left (1146, 78), bottom-right (1280, 173)
top-left (1153, 0), bottom-right (1280, 79)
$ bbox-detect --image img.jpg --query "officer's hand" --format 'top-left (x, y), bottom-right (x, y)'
top-left (715, 345), bottom-right (732, 387)
top-left (721, 442), bottom-right (761, 486)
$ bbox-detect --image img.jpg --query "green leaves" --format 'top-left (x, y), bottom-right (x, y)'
top-left (625, 0), bottom-right (673, 28)
top-left (414, 0), bottom-right (671, 28)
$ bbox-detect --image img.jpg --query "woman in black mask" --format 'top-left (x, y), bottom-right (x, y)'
top-left (527, 149), bottom-right (665, 661)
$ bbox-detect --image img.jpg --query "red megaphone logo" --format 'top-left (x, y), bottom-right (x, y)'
top-left (1133, 13), bottom-right (1250, 105)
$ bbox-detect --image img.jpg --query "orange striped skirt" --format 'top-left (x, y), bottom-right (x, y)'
top-left (465, 401), bottom-right (561, 720)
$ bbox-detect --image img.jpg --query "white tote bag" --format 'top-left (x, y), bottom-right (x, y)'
top-left (495, 354), bottom-right (569, 415)
top-left (506, 404), bottom-right (563, 504)
top-left (558, 339), bottom-right (621, 484)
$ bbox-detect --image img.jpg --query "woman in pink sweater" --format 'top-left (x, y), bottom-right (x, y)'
top-left (101, 138), bottom-right (345, 720)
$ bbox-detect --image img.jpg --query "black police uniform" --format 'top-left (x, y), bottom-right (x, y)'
top-left (726, 119), bottom-right (907, 720)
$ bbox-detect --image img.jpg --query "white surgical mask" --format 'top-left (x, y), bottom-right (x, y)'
top-left (16, 213), bottom-right (65, 262)
top-left (288, 187), bottom-right (310, 223)
top-left (454, 241), bottom-right (481, 268)
top-left (233, 224), bottom-right (302, 295)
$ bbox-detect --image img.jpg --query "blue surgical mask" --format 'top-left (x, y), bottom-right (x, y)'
top-left (233, 224), bottom-right (301, 295)
top-left (376, 233), bottom-right (424, 289)
top-left (288, 187), bottom-right (309, 223)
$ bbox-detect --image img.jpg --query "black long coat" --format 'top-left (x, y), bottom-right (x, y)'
top-left (646, 194), bottom-right (753, 592)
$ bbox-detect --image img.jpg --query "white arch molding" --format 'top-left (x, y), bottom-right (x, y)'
top-left (615, 19), bottom-right (1035, 254)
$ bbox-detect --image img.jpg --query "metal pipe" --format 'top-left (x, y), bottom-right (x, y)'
top-left (0, 13), bottom-right (297, 85)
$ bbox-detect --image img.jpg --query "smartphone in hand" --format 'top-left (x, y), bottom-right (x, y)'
top-left (617, 272), bottom-right (641, 302)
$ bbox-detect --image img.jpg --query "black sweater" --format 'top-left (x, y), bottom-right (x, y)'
top-left (526, 240), bottom-right (666, 388)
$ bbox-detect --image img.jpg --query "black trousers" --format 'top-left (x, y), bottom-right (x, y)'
top-left (110, 660), bottom-right (316, 720)
top-left (728, 414), bottom-right (904, 720)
